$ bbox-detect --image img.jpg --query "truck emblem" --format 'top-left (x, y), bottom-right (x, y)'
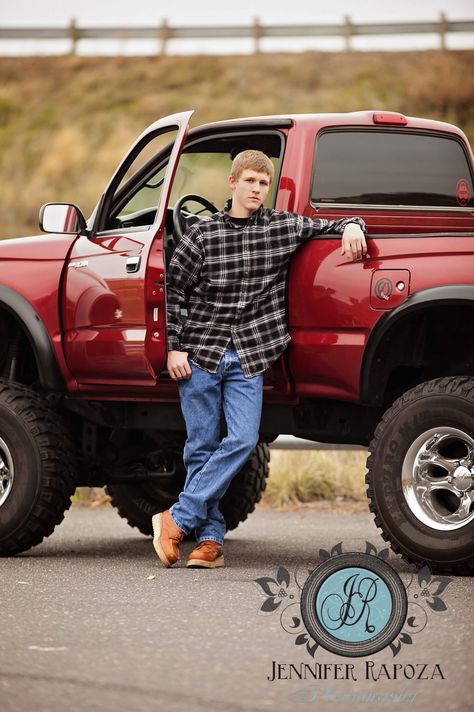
top-left (69, 260), bottom-right (89, 269)
top-left (456, 179), bottom-right (470, 206)
top-left (375, 278), bottom-right (392, 301)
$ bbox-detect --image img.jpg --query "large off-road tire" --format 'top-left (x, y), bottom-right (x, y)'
top-left (366, 377), bottom-right (474, 575)
top-left (0, 381), bottom-right (77, 556)
top-left (106, 442), bottom-right (270, 537)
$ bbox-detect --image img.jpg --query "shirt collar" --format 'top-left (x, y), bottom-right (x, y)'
top-left (221, 198), bottom-right (264, 225)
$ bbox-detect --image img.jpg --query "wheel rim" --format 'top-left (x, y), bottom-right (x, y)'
top-left (0, 436), bottom-right (14, 508)
top-left (402, 426), bottom-right (474, 531)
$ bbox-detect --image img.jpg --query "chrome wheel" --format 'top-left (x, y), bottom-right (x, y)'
top-left (402, 427), bottom-right (474, 531)
top-left (0, 436), bottom-right (14, 507)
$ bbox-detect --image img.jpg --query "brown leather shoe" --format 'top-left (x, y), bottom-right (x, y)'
top-left (187, 540), bottom-right (224, 568)
top-left (152, 509), bottom-right (184, 567)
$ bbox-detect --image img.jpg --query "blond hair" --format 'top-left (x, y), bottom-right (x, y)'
top-left (230, 150), bottom-right (274, 184)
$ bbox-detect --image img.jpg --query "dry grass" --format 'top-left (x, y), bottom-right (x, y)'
top-left (262, 449), bottom-right (368, 508)
top-left (0, 50), bottom-right (473, 239)
top-left (72, 487), bottom-right (110, 507)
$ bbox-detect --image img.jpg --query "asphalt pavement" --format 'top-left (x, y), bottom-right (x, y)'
top-left (0, 503), bottom-right (471, 712)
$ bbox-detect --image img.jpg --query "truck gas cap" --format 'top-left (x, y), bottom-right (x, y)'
top-left (370, 270), bottom-right (410, 309)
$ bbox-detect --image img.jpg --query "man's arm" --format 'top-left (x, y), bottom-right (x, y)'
top-left (295, 215), bottom-right (367, 261)
top-left (166, 225), bottom-right (203, 380)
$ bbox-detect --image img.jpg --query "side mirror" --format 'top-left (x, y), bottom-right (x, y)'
top-left (39, 203), bottom-right (87, 235)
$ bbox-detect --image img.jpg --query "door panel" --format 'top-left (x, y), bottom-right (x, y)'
top-left (63, 231), bottom-right (150, 383)
top-left (63, 111), bottom-right (193, 387)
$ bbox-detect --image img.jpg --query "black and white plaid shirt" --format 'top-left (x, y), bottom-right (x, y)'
top-left (166, 200), bottom-right (366, 377)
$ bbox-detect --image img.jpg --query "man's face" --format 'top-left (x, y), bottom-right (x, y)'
top-left (228, 169), bottom-right (271, 216)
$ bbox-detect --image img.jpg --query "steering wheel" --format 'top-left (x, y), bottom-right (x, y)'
top-left (172, 193), bottom-right (219, 243)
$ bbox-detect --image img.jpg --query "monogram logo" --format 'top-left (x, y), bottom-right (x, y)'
top-left (301, 553), bottom-right (407, 657)
top-left (319, 571), bottom-right (380, 634)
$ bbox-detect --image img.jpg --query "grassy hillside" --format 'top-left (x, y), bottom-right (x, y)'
top-left (0, 50), bottom-right (473, 239)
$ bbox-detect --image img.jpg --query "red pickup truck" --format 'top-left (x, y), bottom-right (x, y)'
top-left (0, 110), bottom-right (473, 575)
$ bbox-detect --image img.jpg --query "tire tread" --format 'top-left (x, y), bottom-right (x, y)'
top-left (366, 376), bottom-right (474, 575)
top-left (0, 380), bottom-right (77, 556)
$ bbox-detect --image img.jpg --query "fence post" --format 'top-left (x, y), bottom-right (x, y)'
top-left (160, 18), bottom-right (170, 56)
top-left (439, 11), bottom-right (447, 50)
top-left (343, 15), bottom-right (353, 51)
top-left (68, 18), bottom-right (79, 55)
top-left (253, 17), bottom-right (262, 54)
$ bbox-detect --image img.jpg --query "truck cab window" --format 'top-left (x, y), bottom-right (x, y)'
top-left (312, 130), bottom-right (474, 209)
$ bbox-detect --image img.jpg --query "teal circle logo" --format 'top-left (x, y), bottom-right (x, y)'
top-left (316, 566), bottom-right (392, 642)
top-left (301, 553), bottom-right (407, 657)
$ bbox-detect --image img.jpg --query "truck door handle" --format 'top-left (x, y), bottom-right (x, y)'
top-left (126, 256), bottom-right (141, 273)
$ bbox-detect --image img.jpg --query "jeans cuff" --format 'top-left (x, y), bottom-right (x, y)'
top-left (196, 536), bottom-right (224, 545)
top-left (169, 507), bottom-right (190, 536)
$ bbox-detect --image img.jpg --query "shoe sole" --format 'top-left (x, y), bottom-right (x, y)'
top-left (152, 513), bottom-right (172, 568)
top-left (186, 556), bottom-right (224, 568)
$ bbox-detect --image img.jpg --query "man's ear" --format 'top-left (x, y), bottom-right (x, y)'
top-left (228, 174), bottom-right (236, 191)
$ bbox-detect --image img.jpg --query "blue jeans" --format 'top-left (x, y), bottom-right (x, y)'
top-left (170, 344), bottom-right (263, 545)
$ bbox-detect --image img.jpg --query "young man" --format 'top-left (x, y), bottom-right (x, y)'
top-left (153, 150), bottom-right (367, 569)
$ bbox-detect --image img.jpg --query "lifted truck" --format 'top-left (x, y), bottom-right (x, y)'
top-left (0, 109), bottom-right (473, 574)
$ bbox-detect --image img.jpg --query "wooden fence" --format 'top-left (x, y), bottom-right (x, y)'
top-left (0, 14), bottom-right (473, 54)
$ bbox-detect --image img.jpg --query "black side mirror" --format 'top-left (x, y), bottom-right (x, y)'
top-left (39, 203), bottom-right (87, 235)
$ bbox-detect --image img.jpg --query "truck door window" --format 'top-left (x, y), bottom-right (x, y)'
top-left (312, 130), bottom-right (474, 209)
top-left (105, 128), bottom-right (178, 230)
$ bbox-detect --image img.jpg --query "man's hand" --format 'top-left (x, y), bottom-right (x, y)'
top-left (340, 223), bottom-right (367, 261)
top-left (167, 350), bottom-right (192, 380)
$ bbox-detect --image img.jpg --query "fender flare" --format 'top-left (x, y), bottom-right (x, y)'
top-left (0, 285), bottom-right (64, 391)
top-left (361, 284), bottom-right (474, 404)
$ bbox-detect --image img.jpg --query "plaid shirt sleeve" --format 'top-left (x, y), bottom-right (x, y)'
top-left (293, 215), bottom-right (367, 244)
top-left (166, 224), bottom-right (204, 351)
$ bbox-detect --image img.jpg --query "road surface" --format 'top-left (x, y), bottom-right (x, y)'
top-left (0, 504), bottom-right (471, 712)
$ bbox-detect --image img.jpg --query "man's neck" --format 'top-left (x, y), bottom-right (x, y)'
top-left (228, 206), bottom-right (255, 218)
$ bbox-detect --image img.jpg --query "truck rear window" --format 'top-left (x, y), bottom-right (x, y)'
top-left (311, 130), bottom-right (474, 209)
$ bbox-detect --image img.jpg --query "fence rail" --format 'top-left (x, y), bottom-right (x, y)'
top-left (0, 15), bottom-right (473, 54)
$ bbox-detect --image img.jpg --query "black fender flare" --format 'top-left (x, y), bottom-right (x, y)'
top-left (0, 285), bottom-right (64, 391)
top-left (361, 284), bottom-right (474, 404)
